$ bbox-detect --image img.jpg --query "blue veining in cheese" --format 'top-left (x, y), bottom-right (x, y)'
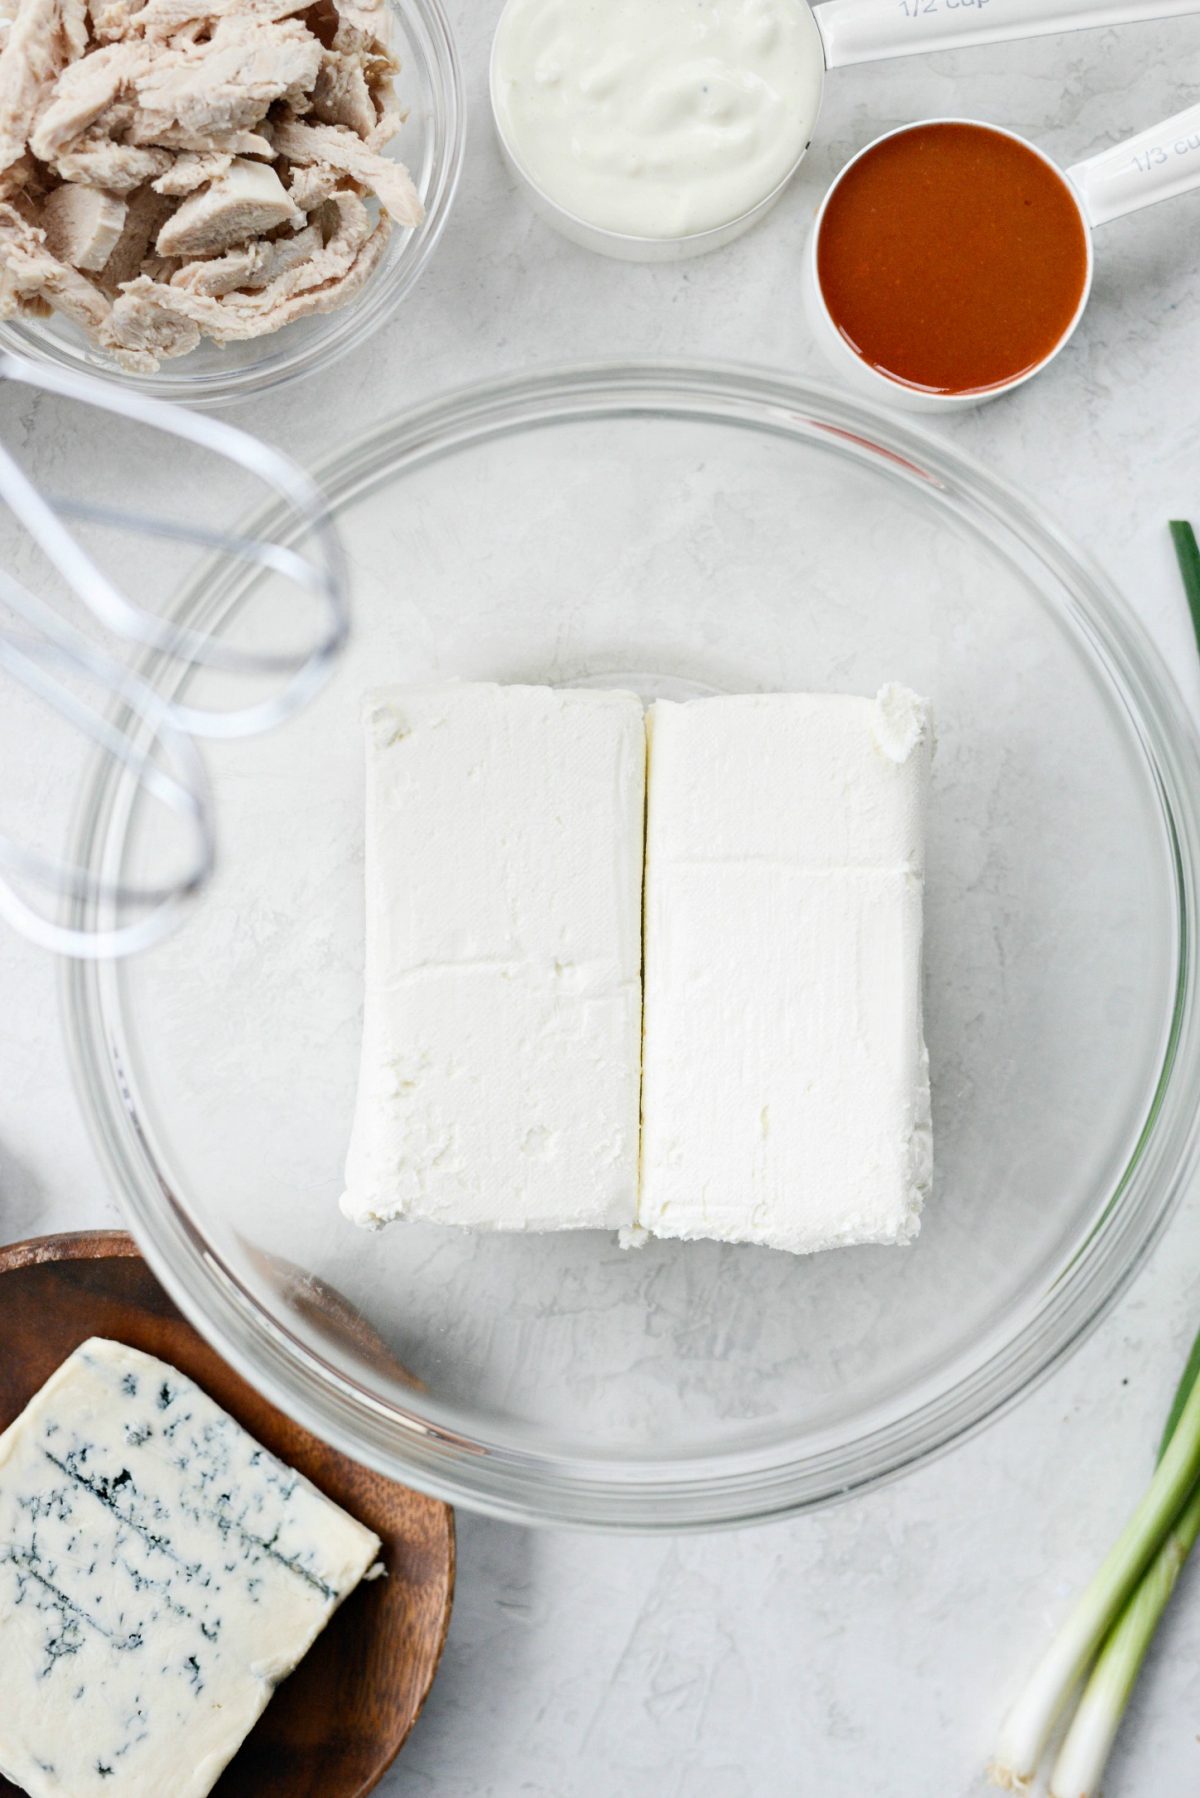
top-left (0, 1338), bottom-right (381, 1797)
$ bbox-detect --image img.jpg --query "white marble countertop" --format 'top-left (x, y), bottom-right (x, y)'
top-left (3, 4), bottom-right (1200, 1794)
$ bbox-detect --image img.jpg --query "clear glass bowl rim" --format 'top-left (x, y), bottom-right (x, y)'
top-left (0, 0), bottom-right (465, 407)
top-left (62, 359), bottom-right (1200, 1531)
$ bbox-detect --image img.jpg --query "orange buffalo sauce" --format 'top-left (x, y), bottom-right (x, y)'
top-left (816, 123), bottom-right (1090, 396)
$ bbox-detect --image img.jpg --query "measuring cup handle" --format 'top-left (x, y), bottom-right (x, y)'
top-left (815, 0), bottom-right (1200, 68)
top-left (1065, 103), bottom-right (1200, 225)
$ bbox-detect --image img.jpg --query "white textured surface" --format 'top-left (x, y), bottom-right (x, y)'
top-left (341, 683), bottom-right (644, 1233)
top-left (1, 3), bottom-right (1199, 1795)
top-left (640, 690), bottom-right (932, 1252)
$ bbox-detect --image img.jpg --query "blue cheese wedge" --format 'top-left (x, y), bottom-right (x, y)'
top-left (0, 1338), bottom-right (380, 1798)
top-left (340, 682), bottom-right (646, 1234)
top-left (639, 687), bottom-right (934, 1254)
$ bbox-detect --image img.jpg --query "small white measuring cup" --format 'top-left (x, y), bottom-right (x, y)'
top-left (804, 102), bottom-right (1200, 410)
top-left (809, 0), bottom-right (1200, 67)
top-left (491, 0), bottom-right (1200, 259)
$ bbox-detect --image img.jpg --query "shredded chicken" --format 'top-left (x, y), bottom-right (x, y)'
top-left (149, 145), bottom-right (228, 192)
top-left (366, 101), bottom-right (402, 151)
top-left (0, 0), bottom-right (421, 365)
top-left (40, 171), bottom-right (122, 262)
top-left (284, 155), bottom-right (336, 210)
top-left (143, 123), bottom-right (271, 152)
top-left (87, 0), bottom-right (145, 40)
top-left (93, 171), bottom-right (165, 282)
top-left (273, 115), bottom-right (419, 226)
top-left (51, 133), bottom-right (167, 187)
top-left (155, 154), bottom-right (301, 252)
top-left (0, 0), bottom-right (87, 170)
top-left (310, 46), bottom-right (372, 136)
top-left (0, 144), bottom-right (38, 195)
top-left (100, 271), bottom-right (196, 354)
top-left (106, 203), bottom-right (385, 344)
top-left (0, 194), bottom-right (109, 329)
top-left (129, 17), bottom-right (322, 141)
top-left (29, 39), bottom-right (151, 160)
top-left (132, 0), bottom-right (312, 36)
top-left (328, 0), bottom-right (384, 43)
top-left (168, 216), bottom-right (316, 291)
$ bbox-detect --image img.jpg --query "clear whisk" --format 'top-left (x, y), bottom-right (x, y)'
top-left (0, 350), bottom-right (349, 959)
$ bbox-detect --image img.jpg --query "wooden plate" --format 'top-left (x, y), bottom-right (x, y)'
top-left (0, 1231), bottom-right (455, 1798)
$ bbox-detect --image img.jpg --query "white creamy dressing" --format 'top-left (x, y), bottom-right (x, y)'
top-left (491, 0), bottom-right (826, 239)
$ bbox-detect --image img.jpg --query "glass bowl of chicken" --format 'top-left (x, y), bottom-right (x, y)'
top-left (0, 0), bottom-right (462, 403)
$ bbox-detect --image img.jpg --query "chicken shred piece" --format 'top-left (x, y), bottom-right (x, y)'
top-left (0, 197), bottom-right (111, 330)
top-left (0, 147), bottom-right (40, 197)
top-left (155, 155), bottom-right (302, 254)
top-left (169, 220), bottom-right (320, 294)
top-left (333, 15), bottom-right (391, 75)
top-left (107, 224), bottom-right (384, 343)
top-left (0, 0), bottom-right (88, 171)
top-left (329, 0), bottom-right (383, 39)
top-left (99, 276), bottom-right (198, 355)
top-left (107, 189), bottom-right (384, 344)
top-left (94, 175), bottom-right (169, 285)
top-left (29, 38), bottom-right (152, 161)
top-left (133, 0), bottom-right (312, 34)
top-left (128, 17), bottom-right (322, 141)
top-left (137, 123), bottom-right (272, 153)
top-left (151, 148), bottom-right (231, 194)
top-left (366, 102), bottom-right (401, 151)
top-left (311, 47), bottom-right (374, 136)
top-left (273, 116), bottom-right (420, 225)
top-left (285, 157), bottom-right (339, 209)
top-left (87, 0), bottom-right (146, 41)
top-left (52, 134), bottom-right (169, 188)
top-left (40, 175), bottom-right (123, 265)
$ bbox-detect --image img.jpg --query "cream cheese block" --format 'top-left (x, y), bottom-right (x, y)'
top-left (638, 686), bottom-right (934, 1254)
top-left (0, 1338), bottom-right (380, 1798)
top-left (341, 682), bottom-right (645, 1233)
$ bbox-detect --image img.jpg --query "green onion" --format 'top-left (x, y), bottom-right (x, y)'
top-left (989, 1362), bottom-right (1200, 1788)
top-left (989, 523), bottom-right (1200, 1795)
top-left (1169, 520), bottom-right (1200, 656)
top-left (1048, 1478), bottom-right (1200, 1797)
top-left (1047, 1326), bottom-right (1200, 1795)
top-left (1156, 1319), bottom-right (1200, 1462)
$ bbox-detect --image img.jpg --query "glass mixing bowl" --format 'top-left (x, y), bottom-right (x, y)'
top-left (63, 364), bottom-right (1200, 1529)
top-left (0, 0), bottom-right (463, 407)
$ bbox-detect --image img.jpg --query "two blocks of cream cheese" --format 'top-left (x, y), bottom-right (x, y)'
top-left (341, 682), bottom-right (933, 1255)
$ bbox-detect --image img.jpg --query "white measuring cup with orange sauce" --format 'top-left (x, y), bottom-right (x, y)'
top-left (804, 103), bottom-right (1200, 410)
top-left (491, 0), bottom-right (1200, 259)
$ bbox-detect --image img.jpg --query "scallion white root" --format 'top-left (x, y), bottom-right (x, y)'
top-left (989, 1366), bottom-right (1200, 1789)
